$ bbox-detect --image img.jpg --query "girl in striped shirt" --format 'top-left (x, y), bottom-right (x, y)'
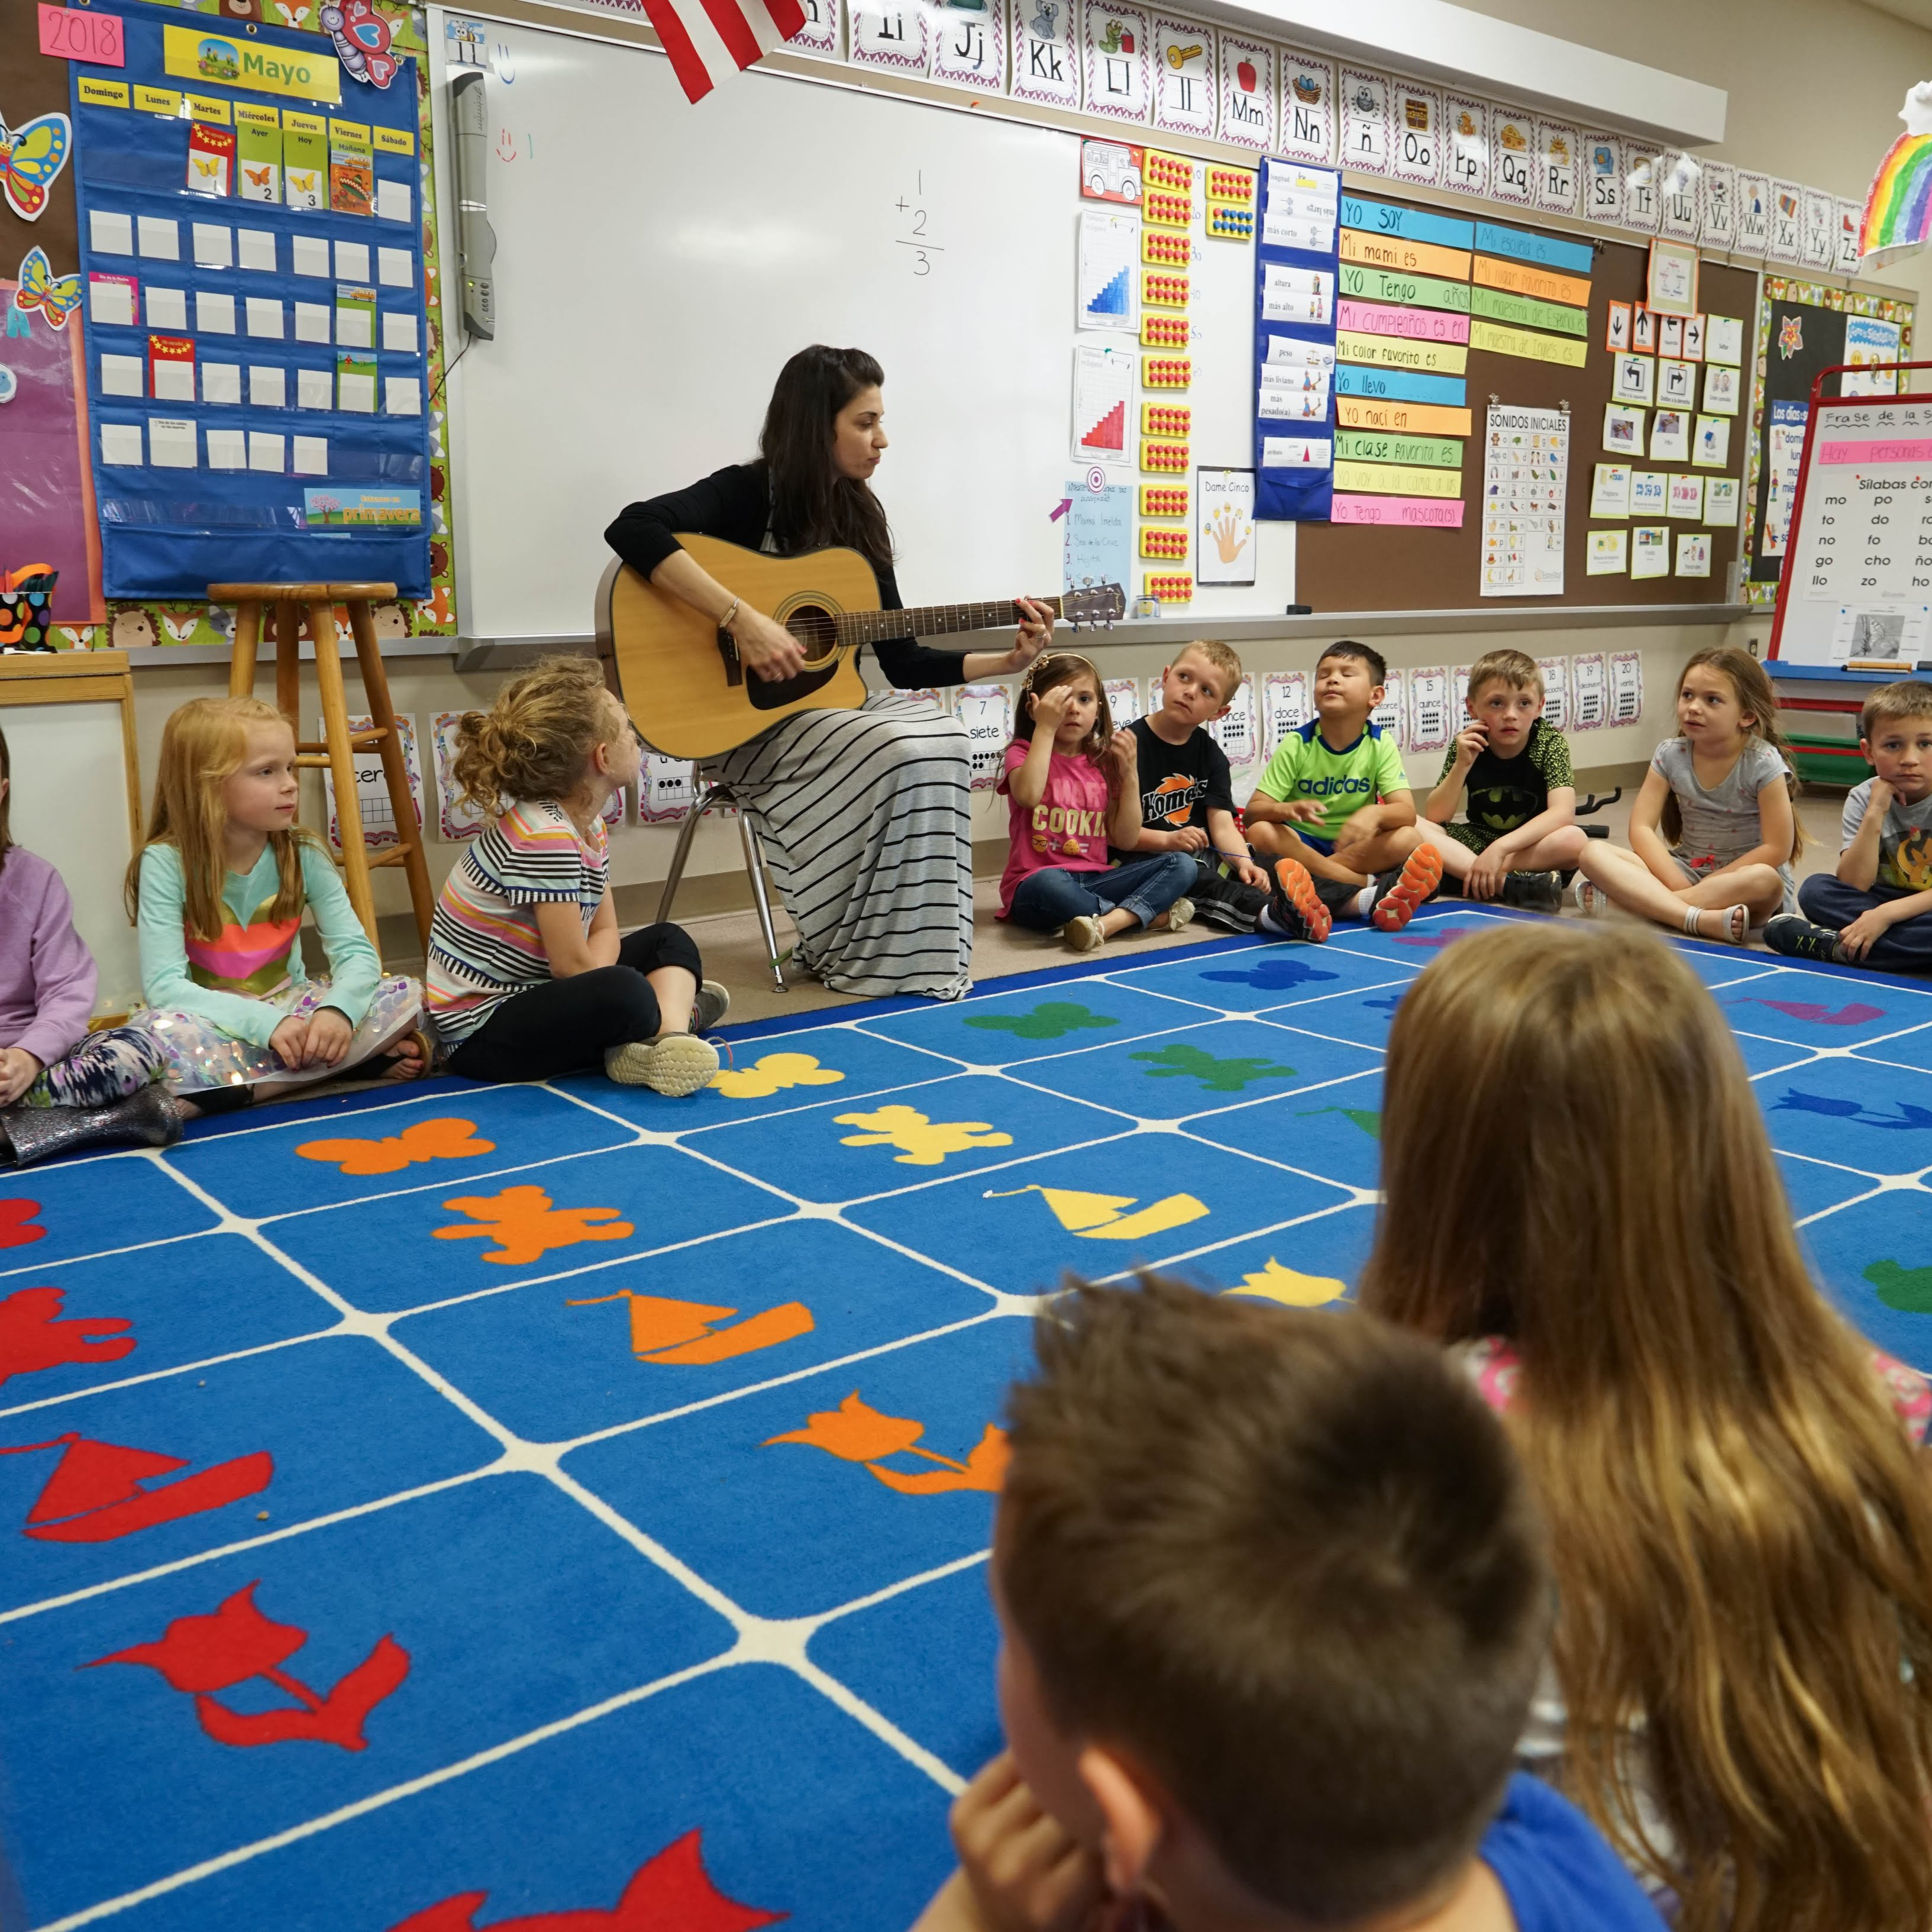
top-left (427, 657), bottom-right (727, 1097)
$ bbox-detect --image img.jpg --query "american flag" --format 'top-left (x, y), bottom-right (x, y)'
top-left (634, 0), bottom-right (808, 102)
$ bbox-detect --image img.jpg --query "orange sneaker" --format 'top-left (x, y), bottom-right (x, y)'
top-left (1369, 846), bottom-right (1445, 932)
top-left (1264, 857), bottom-right (1333, 943)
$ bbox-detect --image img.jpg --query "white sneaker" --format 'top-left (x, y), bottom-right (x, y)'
top-left (604, 1034), bottom-right (720, 1096)
top-left (1064, 915), bottom-right (1107, 953)
top-left (1160, 896), bottom-right (1195, 934)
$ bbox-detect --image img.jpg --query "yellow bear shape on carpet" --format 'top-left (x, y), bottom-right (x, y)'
top-left (835, 1105), bottom-right (1014, 1166)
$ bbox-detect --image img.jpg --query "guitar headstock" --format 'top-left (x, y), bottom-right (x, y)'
top-left (1062, 581), bottom-right (1127, 630)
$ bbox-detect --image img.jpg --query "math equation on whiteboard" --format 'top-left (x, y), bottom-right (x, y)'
top-left (893, 172), bottom-right (944, 277)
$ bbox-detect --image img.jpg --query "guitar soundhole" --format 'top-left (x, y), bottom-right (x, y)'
top-left (751, 602), bottom-right (842, 712)
top-left (785, 605), bottom-right (839, 662)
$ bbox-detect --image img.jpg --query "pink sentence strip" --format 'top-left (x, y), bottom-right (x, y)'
top-left (1332, 495), bottom-right (1465, 527)
top-left (1818, 440), bottom-right (1932, 464)
top-left (1334, 299), bottom-right (1471, 345)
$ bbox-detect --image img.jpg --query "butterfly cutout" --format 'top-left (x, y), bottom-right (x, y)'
top-left (0, 113), bottom-right (70, 223)
top-left (243, 164), bottom-right (274, 190)
top-left (322, 2), bottom-right (400, 88)
top-left (190, 155), bottom-right (223, 181)
top-left (14, 248), bottom-right (80, 331)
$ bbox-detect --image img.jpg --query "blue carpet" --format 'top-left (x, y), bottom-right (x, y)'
top-left (2, 906), bottom-right (1928, 1928)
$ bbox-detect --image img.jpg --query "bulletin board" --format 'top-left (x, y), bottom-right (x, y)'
top-left (67, 4), bottom-right (434, 600)
top-left (1742, 276), bottom-right (1915, 611)
top-left (1293, 188), bottom-right (1755, 612)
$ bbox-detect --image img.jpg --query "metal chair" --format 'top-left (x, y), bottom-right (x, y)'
top-left (655, 781), bottom-right (788, 991)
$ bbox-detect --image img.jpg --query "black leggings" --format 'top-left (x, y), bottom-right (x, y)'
top-left (447, 923), bottom-right (703, 1084)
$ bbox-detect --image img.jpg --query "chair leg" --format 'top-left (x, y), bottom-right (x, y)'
top-left (347, 595), bottom-right (436, 955)
top-left (739, 814), bottom-right (787, 993)
top-left (309, 599), bottom-right (379, 949)
top-left (655, 786), bottom-right (710, 925)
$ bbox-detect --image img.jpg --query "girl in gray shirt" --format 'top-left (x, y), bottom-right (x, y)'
top-left (1573, 647), bottom-right (1801, 943)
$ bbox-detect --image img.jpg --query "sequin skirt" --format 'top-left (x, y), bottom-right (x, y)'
top-left (136, 976), bottom-right (423, 1096)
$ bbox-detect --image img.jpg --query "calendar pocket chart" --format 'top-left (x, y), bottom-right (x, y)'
top-left (69, 8), bottom-right (432, 599)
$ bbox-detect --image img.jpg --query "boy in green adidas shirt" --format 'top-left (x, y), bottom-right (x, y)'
top-left (1246, 640), bottom-right (1441, 941)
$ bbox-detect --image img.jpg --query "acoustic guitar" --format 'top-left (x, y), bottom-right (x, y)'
top-left (596, 536), bottom-right (1126, 760)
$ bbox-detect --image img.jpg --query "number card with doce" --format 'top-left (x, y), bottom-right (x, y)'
top-left (597, 537), bottom-right (1126, 759)
top-left (1770, 370), bottom-right (1932, 669)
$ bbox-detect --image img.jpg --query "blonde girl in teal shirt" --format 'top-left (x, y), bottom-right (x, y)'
top-left (127, 696), bottom-right (426, 1114)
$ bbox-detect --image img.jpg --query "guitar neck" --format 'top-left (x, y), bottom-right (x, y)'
top-left (833, 595), bottom-right (1062, 647)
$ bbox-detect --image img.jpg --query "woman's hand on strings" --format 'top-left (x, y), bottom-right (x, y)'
top-left (730, 605), bottom-right (807, 681)
top-left (997, 597), bottom-right (1055, 677)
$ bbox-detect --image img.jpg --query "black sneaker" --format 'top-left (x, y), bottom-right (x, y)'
top-left (1763, 914), bottom-right (1846, 965)
top-left (1499, 870), bottom-right (1562, 913)
top-left (1190, 856), bottom-right (1270, 932)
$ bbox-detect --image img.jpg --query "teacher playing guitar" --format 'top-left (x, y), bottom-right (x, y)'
top-left (605, 345), bottom-right (1055, 1002)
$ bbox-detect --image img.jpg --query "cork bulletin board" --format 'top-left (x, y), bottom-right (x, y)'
top-left (1295, 187), bottom-right (1755, 613)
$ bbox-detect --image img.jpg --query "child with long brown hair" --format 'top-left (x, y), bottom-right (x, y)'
top-left (999, 652), bottom-right (1195, 953)
top-left (1571, 645), bottom-right (1801, 944)
top-left (0, 723), bottom-right (175, 1165)
top-left (1362, 920), bottom-right (1932, 1932)
top-left (427, 657), bottom-right (726, 1096)
top-left (126, 696), bottom-right (425, 1114)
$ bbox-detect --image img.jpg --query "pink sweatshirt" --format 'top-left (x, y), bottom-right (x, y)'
top-left (0, 848), bottom-right (98, 1071)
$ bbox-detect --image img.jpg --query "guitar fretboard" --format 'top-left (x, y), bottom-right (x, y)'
top-left (833, 597), bottom-right (1062, 645)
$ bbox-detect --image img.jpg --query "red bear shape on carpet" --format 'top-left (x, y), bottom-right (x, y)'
top-left (385, 1830), bottom-right (783, 1930)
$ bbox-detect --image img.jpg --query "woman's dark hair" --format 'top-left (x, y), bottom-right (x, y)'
top-left (0, 723), bottom-right (12, 876)
top-left (757, 345), bottom-right (894, 570)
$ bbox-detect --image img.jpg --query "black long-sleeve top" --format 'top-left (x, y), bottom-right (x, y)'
top-left (604, 461), bottom-right (971, 690)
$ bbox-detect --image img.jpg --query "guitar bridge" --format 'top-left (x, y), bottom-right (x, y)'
top-left (716, 626), bottom-right (744, 687)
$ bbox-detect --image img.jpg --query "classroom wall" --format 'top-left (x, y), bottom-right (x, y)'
top-left (111, 0), bottom-right (1925, 932)
top-left (1457, 0), bottom-right (1932, 314)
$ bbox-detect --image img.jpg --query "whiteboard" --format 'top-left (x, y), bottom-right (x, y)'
top-left (1773, 393), bottom-right (1932, 667)
top-left (0, 702), bottom-right (142, 1013)
top-left (438, 17), bottom-right (1291, 641)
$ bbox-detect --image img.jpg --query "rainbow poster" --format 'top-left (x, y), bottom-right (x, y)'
top-left (1859, 85), bottom-right (1932, 270)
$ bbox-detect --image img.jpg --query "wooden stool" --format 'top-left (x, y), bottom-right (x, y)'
top-left (211, 581), bottom-right (435, 956)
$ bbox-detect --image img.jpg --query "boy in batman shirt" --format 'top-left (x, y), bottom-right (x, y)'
top-left (1413, 650), bottom-right (1585, 912)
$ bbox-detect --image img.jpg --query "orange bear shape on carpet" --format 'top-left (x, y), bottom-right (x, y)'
top-left (433, 1186), bottom-right (634, 1267)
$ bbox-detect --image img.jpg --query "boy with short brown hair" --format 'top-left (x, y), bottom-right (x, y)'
top-left (1112, 640), bottom-right (1272, 932)
top-left (912, 1280), bottom-right (1663, 1932)
top-left (1414, 651), bottom-right (1585, 913)
top-left (1245, 641), bottom-right (1441, 941)
top-left (1770, 678), bottom-right (1932, 971)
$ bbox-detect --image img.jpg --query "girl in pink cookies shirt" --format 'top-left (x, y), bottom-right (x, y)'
top-left (999, 654), bottom-right (1196, 955)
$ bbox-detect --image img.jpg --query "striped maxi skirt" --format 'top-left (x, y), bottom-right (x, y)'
top-left (705, 693), bottom-right (974, 1001)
